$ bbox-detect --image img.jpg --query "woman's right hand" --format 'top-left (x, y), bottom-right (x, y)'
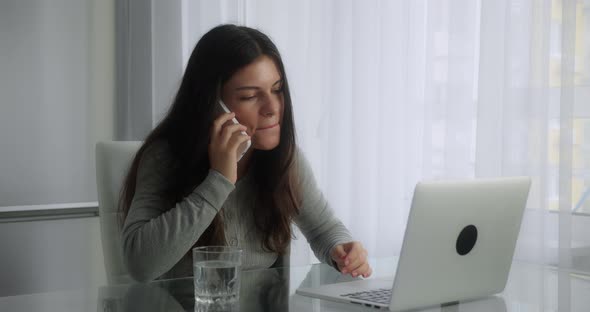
top-left (208, 112), bottom-right (251, 184)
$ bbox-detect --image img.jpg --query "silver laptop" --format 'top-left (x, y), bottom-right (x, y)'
top-left (296, 177), bottom-right (531, 311)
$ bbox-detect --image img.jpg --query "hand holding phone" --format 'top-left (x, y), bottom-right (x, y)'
top-left (217, 100), bottom-right (251, 161)
top-left (208, 100), bottom-right (252, 184)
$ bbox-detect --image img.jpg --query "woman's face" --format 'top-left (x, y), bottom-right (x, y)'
top-left (221, 55), bottom-right (284, 151)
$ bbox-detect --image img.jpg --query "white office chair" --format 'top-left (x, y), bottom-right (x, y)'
top-left (95, 141), bottom-right (142, 285)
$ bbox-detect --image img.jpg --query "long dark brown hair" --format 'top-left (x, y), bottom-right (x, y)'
top-left (118, 24), bottom-right (300, 255)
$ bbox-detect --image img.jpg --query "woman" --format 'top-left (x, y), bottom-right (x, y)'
top-left (119, 24), bottom-right (372, 282)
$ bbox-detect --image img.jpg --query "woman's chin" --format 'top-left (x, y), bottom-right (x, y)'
top-left (252, 139), bottom-right (280, 151)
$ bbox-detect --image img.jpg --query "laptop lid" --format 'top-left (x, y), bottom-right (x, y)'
top-left (389, 177), bottom-right (531, 311)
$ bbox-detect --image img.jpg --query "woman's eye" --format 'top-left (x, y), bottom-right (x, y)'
top-left (240, 95), bottom-right (257, 101)
top-left (272, 88), bottom-right (283, 94)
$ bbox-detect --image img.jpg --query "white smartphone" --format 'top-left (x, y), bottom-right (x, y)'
top-left (217, 100), bottom-right (251, 161)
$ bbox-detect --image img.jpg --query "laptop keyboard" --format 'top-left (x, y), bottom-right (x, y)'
top-left (341, 288), bottom-right (391, 305)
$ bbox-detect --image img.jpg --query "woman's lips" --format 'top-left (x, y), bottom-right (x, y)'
top-left (257, 123), bottom-right (279, 130)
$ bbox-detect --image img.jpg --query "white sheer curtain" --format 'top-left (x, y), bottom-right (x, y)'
top-left (180, 0), bottom-right (590, 271)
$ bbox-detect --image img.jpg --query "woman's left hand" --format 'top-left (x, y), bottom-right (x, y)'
top-left (330, 241), bottom-right (372, 278)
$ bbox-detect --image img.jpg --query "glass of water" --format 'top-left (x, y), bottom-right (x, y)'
top-left (192, 246), bottom-right (242, 310)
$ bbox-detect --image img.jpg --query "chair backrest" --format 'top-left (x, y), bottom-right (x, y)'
top-left (95, 141), bottom-right (142, 285)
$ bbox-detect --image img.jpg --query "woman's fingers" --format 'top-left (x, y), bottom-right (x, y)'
top-left (219, 124), bottom-right (248, 145)
top-left (330, 245), bottom-right (348, 268)
top-left (362, 267), bottom-right (373, 278)
top-left (341, 243), bottom-right (364, 273)
top-left (342, 249), bottom-right (367, 274)
top-left (227, 130), bottom-right (251, 153)
top-left (351, 262), bottom-right (371, 278)
top-left (208, 112), bottom-right (248, 184)
top-left (330, 242), bottom-right (372, 278)
top-left (211, 112), bottom-right (236, 138)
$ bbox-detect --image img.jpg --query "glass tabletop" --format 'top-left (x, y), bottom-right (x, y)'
top-left (93, 258), bottom-right (590, 312)
top-left (1, 258), bottom-right (589, 311)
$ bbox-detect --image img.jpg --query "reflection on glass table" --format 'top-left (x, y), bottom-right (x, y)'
top-left (2, 258), bottom-right (589, 311)
top-left (94, 258), bottom-right (590, 312)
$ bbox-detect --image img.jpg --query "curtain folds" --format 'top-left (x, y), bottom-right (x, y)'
top-left (176, 0), bottom-right (590, 272)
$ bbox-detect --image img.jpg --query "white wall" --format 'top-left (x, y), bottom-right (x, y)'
top-left (0, 0), bottom-right (114, 297)
top-left (0, 0), bottom-right (115, 207)
top-left (0, 0), bottom-right (185, 297)
top-left (0, 217), bottom-right (106, 297)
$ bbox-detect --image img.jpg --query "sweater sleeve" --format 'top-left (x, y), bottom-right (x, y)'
top-left (293, 148), bottom-right (354, 268)
top-left (121, 142), bottom-right (235, 282)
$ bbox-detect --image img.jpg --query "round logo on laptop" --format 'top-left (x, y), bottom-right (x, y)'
top-left (456, 225), bottom-right (478, 255)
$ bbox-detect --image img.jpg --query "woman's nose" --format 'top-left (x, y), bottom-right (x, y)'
top-left (260, 94), bottom-right (280, 117)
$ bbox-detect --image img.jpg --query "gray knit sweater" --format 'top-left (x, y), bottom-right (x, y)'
top-left (121, 141), bottom-right (353, 282)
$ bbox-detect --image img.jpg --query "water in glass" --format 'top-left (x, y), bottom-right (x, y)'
top-left (193, 260), bottom-right (240, 306)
